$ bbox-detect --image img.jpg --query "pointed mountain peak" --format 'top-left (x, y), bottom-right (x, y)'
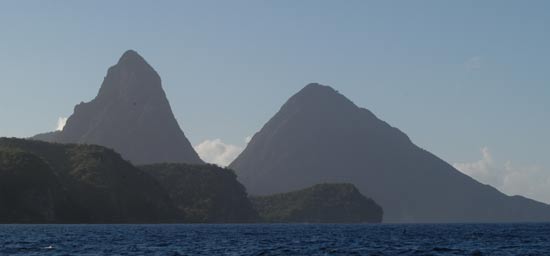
top-left (34, 50), bottom-right (203, 165)
top-left (231, 84), bottom-right (550, 223)
top-left (121, 49), bottom-right (140, 57)
top-left (283, 83), bottom-right (357, 112)
top-left (117, 50), bottom-right (149, 66)
top-left (117, 49), bottom-right (147, 65)
top-left (301, 83), bottom-right (338, 94)
top-left (296, 83), bottom-right (341, 98)
top-left (97, 50), bottom-right (162, 101)
top-left (114, 50), bottom-right (156, 73)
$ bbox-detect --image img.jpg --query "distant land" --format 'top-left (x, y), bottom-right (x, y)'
top-left (140, 163), bottom-right (259, 223)
top-left (252, 183), bottom-right (382, 223)
top-left (32, 50), bottom-right (203, 165)
top-left (0, 138), bottom-right (179, 223)
top-left (231, 83), bottom-right (550, 223)
top-left (7, 50), bottom-right (549, 223)
top-left (0, 137), bottom-right (380, 223)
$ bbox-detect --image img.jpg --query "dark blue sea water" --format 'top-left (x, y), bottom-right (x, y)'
top-left (0, 223), bottom-right (549, 255)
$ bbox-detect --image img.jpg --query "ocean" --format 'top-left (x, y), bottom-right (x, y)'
top-left (0, 223), bottom-right (549, 255)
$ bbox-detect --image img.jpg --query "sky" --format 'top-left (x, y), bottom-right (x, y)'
top-left (0, 1), bottom-right (549, 203)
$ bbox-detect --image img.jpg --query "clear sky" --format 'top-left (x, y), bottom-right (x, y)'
top-left (1, 1), bottom-right (549, 202)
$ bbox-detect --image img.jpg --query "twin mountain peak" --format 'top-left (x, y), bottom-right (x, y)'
top-left (32, 50), bottom-right (550, 223)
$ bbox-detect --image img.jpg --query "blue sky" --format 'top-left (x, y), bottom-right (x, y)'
top-left (1, 1), bottom-right (549, 202)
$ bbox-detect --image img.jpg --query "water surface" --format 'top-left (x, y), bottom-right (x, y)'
top-left (0, 223), bottom-right (549, 255)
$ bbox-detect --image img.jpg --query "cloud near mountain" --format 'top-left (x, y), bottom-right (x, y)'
top-left (194, 138), bottom-right (248, 166)
top-left (453, 147), bottom-right (550, 204)
top-left (56, 117), bottom-right (67, 131)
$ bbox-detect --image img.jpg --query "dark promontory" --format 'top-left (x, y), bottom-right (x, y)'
top-left (251, 183), bottom-right (383, 223)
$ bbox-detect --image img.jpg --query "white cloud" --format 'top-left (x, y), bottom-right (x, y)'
top-left (245, 135), bottom-right (252, 144)
top-left (453, 147), bottom-right (550, 204)
top-left (194, 139), bottom-right (244, 167)
top-left (466, 56), bottom-right (482, 70)
top-left (56, 117), bottom-right (68, 131)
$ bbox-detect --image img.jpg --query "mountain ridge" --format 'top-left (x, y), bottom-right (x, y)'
top-left (230, 83), bottom-right (550, 223)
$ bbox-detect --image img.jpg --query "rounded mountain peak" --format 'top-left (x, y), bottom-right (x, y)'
top-left (300, 83), bottom-right (339, 94)
top-left (283, 83), bottom-right (358, 112)
top-left (117, 50), bottom-right (149, 67)
top-left (95, 50), bottom-right (163, 104)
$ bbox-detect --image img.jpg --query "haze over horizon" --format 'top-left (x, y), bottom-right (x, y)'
top-left (1, 1), bottom-right (549, 204)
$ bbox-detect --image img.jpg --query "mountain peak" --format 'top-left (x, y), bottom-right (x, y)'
top-left (96, 50), bottom-right (162, 102)
top-left (282, 83), bottom-right (357, 113)
top-left (118, 49), bottom-right (146, 64)
top-left (111, 50), bottom-right (156, 79)
top-left (230, 84), bottom-right (550, 223)
top-left (33, 51), bottom-right (203, 165)
top-left (299, 83), bottom-right (339, 96)
top-left (302, 82), bottom-right (336, 91)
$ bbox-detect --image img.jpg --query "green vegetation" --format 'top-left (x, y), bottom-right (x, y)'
top-left (0, 138), bottom-right (179, 223)
top-left (0, 149), bottom-right (78, 223)
top-left (0, 138), bottom-right (384, 224)
top-left (251, 183), bottom-right (383, 223)
top-left (140, 163), bottom-right (259, 223)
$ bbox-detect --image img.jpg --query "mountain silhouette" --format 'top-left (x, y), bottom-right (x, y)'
top-left (230, 83), bottom-right (550, 222)
top-left (33, 50), bottom-right (203, 165)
